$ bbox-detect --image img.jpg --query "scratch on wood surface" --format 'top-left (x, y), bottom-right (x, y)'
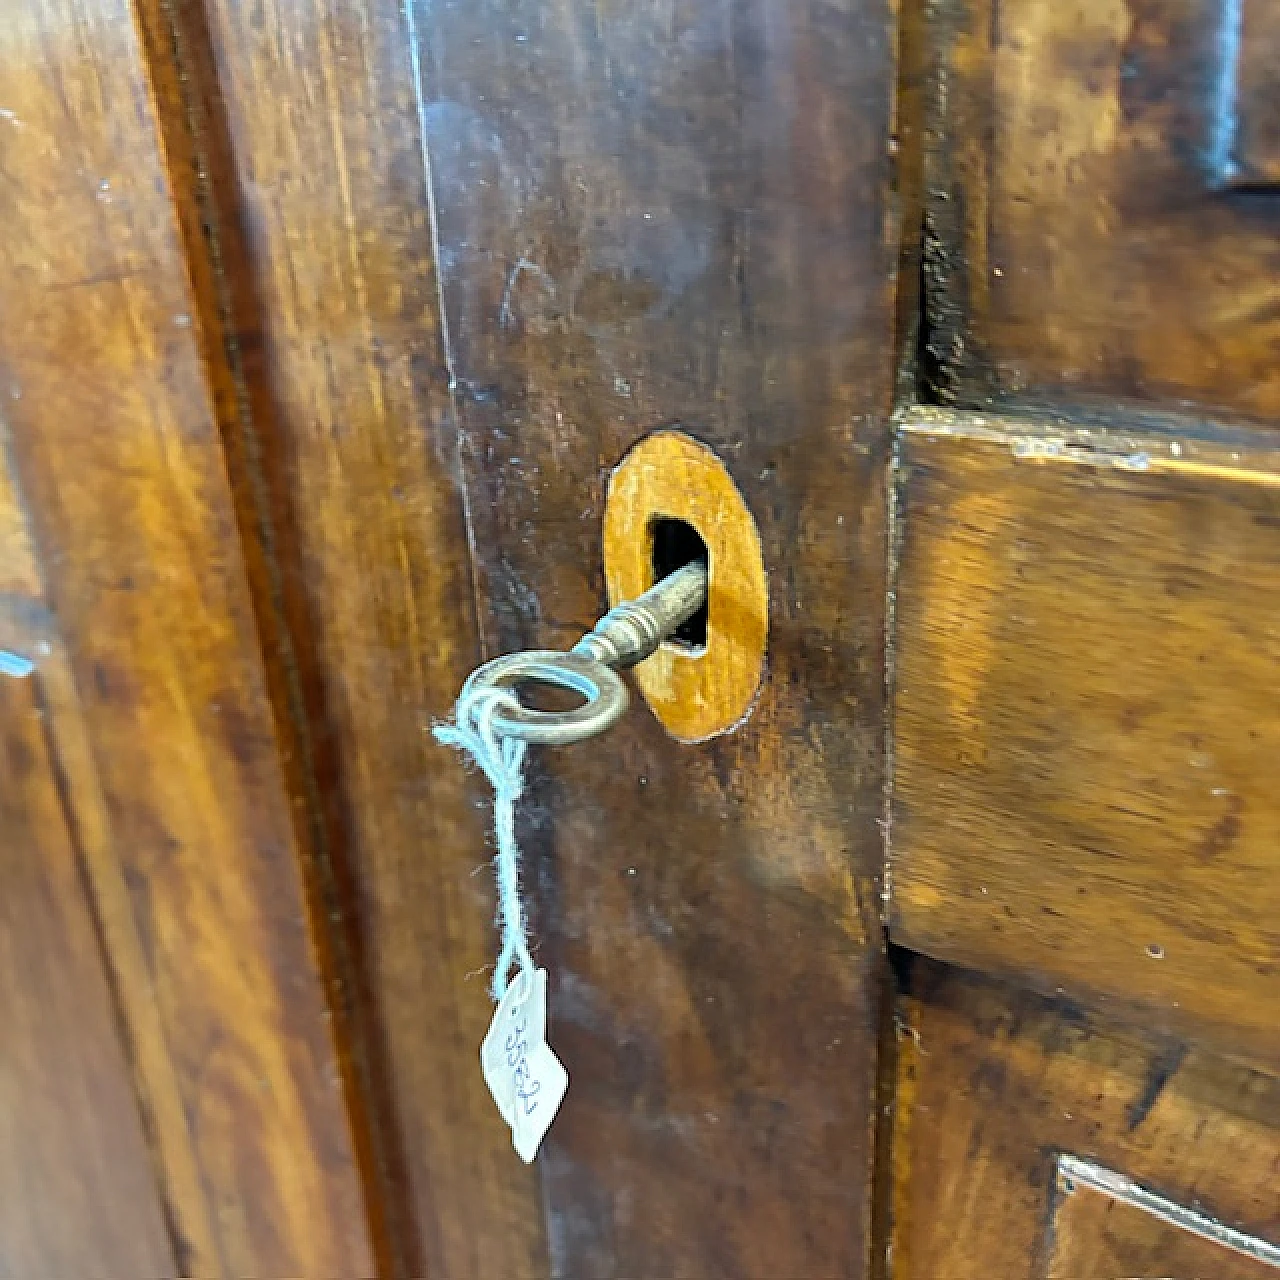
top-left (1057, 1153), bottom-right (1280, 1267)
top-left (498, 256), bottom-right (555, 330)
top-left (895, 404), bottom-right (1280, 486)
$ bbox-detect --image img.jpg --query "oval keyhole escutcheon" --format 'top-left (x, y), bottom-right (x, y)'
top-left (603, 430), bottom-right (768, 742)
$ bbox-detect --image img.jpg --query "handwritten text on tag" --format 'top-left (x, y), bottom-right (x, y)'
top-left (480, 968), bottom-right (567, 1163)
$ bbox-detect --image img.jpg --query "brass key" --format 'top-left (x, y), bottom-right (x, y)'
top-left (459, 561), bottom-right (708, 745)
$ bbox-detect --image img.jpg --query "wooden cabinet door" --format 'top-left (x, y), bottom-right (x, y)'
top-left (888, 0), bottom-right (1280, 1274)
top-left (0, 5), bottom-right (374, 1274)
top-left (9, 0), bottom-right (1276, 1275)
top-left (182, 0), bottom-right (901, 1269)
top-left (5, 0), bottom-right (902, 1275)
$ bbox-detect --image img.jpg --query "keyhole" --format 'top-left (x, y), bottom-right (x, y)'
top-left (650, 517), bottom-right (709, 651)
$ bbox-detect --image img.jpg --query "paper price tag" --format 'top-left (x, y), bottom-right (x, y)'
top-left (480, 967), bottom-right (568, 1163)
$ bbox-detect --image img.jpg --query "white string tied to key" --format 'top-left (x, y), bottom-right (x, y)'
top-left (435, 683), bottom-right (570, 1162)
top-left (432, 563), bottom-right (706, 1161)
top-left (433, 685), bottom-right (535, 1000)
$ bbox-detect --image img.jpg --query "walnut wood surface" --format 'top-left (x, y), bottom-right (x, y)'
top-left (6, 605), bottom-right (239, 1278)
top-left (2, 0), bottom-right (905, 1272)
top-left (0, 671), bottom-right (175, 1279)
top-left (164, 0), bottom-right (549, 1271)
top-left (891, 406), bottom-right (1280, 1071)
top-left (0, 4), bottom-right (373, 1273)
top-left (32, 2), bottom-right (1280, 1277)
top-left (924, 0), bottom-right (1280, 421)
top-left (138, 0), bottom-right (907, 1274)
top-left (0, 468), bottom-right (39, 601)
top-left (417, 0), bottom-right (900, 1273)
top-left (1234, 1), bottom-right (1280, 188)
top-left (890, 958), bottom-right (1280, 1280)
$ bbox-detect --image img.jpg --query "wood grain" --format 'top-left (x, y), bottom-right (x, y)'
top-left (420, 0), bottom-right (898, 1273)
top-left (603, 431), bottom-right (768, 743)
top-left (159, 0), bottom-right (547, 1272)
top-left (0, 450), bottom-right (224, 1273)
top-left (0, 465), bottom-right (39, 601)
top-left (0, 671), bottom-right (175, 1280)
top-left (924, 0), bottom-right (1280, 420)
top-left (0, 3), bottom-right (373, 1274)
top-left (890, 958), bottom-right (1280, 1280)
top-left (0, 599), bottom-right (228, 1278)
top-left (891, 407), bottom-right (1280, 1070)
top-left (1234, 0), bottom-right (1280, 188)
